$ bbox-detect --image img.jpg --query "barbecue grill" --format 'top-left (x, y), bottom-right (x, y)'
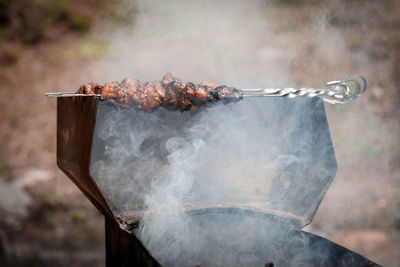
top-left (51, 76), bottom-right (380, 267)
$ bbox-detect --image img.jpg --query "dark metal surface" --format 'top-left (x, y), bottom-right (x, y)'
top-left (284, 230), bottom-right (381, 267)
top-left (118, 209), bottom-right (381, 267)
top-left (55, 96), bottom-right (381, 267)
top-left (118, 208), bottom-right (379, 267)
top-left (89, 97), bottom-right (338, 226)
top-left (57, 96), bottom-right (114, 219)
top-left (105, 217), bottom-right (161, 267)
top-left (57, 96), bottom-right (161, 266)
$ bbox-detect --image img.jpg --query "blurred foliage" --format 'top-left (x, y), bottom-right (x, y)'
top-left (369, 45), bottom-right (390, 61)
top-left (56, 36), bottom-right (108, 59)
top-left (348, 36), bottom-right (364, 51)
top-left (0, 159), bottom-right (12, 179)
top-left (0, 0), bottom-right (9, 42)
top-left (71, 16), bottom-right (91, 33)
top-left (78, 38), bottom-right (108, 57)
top-left (274, 13), bottom-right (311, 33)
top-left (0, 0), bottom-right (133, 45)
top-left (0, 159), bottom-right (5, 173)
top-left (105, 0), bottom-right (138, 26)
top-left (0, 0), bottom-right (10, 21)
top-left (271, 0), bottom-right (319, 6)
top-left (70, 209), bottom-right (86, 224)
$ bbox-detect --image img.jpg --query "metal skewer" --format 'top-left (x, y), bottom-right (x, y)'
top-left (240, 75), bottom-right (367, 104)
top-left (46, 75), bottom-right (367, 104)
top-left (45, 93), bottom-right (101, 97)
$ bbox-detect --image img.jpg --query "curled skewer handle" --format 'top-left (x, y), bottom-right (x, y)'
top-left (323, 75), bottom-right (367, 104)
top-left (241, 75), bottom-right (367, 104)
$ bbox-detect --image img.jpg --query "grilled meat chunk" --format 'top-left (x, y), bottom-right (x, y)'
top-left (76, 73), bottom-right (243, 112)
top-left (77, 82), bottom-right (102, 95)
top-left (101, 82), bottom-right (124, 100)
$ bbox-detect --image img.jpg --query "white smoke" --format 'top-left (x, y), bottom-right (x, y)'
top-left (93, 0), bottom-right (291, 87)
top-left (87, 0), bottom-right (378, 266)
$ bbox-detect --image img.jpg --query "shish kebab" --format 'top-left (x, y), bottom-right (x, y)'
top-left (46, 73), bottom-right (366, 112)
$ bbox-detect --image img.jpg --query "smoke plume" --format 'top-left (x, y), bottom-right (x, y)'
top-left (88, 0), bottom-right (381, 266)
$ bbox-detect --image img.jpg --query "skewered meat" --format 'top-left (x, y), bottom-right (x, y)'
top-left (76, 82), bottom-right (102, 95)
top-left (76, 73), bottom-right (243, 112)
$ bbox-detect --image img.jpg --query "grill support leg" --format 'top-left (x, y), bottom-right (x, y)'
top-left (105, 217), bottom-right (161, 267)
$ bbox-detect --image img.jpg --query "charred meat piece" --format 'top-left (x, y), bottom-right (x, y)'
top-left (161, 72), bottom-right (175, 85)
top-left (101, 82), bottom-right (124, 101)
top-left (76, 73), bottom-right (244, 112)
top-left (214, 86), bottom-right (243, 103)
top-left (141, 81), bottom-right (164, 111)
top-left (122, 78), bottom-right (144, 107)
top-left (77, 82), bottom-right (102, 95)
